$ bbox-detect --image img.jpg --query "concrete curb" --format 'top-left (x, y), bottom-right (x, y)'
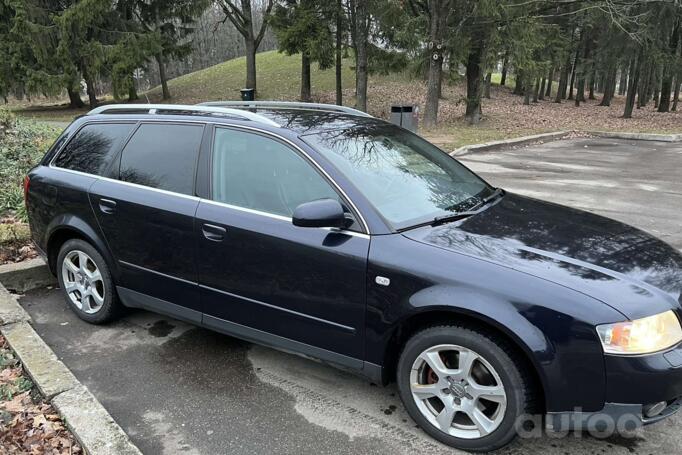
top-left (449, 130), bottom-right (682, 156)
top-left (450, 131), bottom-right (572, 156)
top-left (0, 257), bottom-right (55, 293)
top-left (0, 282), bottom-right (142, 455)
top-left (588, 131), bottom-right (682, 142)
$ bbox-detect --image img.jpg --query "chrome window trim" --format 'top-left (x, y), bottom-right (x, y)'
top-left (49, 119), bottom-right (371, 234)
top-left (47, 166), bottom-right (370, 240)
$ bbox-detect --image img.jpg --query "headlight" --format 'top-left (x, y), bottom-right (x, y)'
top-left (596, 310), bottom-right (682, 355)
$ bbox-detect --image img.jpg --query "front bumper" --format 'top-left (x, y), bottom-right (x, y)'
top-left (546, 398), bottom-right (682, 432)
top-left (547, 342), bottom-right (682, 432)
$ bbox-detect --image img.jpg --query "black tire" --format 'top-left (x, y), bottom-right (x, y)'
top-left (56, 239), bottom-right (122, 324)
top-left (396, 325), bottom-right (533, 452)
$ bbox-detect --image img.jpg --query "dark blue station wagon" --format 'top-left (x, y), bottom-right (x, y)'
top-left (25, 102), bottom-right (682, 451)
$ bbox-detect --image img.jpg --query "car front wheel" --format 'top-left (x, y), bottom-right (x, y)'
top-left (397, 325), bottom-right (534, 452)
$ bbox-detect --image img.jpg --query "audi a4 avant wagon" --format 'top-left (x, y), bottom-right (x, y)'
top-left (25, 101), bottom-right (682, 451)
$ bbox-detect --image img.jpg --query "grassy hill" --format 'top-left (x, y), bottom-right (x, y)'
top-left (145, 50), bottom-right (407, 106)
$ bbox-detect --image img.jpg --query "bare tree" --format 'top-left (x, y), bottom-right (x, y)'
top-left (217, 0), bottom-right (275, 93)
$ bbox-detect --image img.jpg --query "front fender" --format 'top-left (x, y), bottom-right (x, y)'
top-left (366, 233), bottom-right (622, 413)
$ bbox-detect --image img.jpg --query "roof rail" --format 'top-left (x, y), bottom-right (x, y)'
top-left (86, 104), bottom-right (280, 127)
top-left (198, 101), bottom-right (373, 118)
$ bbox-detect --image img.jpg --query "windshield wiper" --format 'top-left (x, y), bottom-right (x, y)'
top-left (468, 187), bottom-right (504, 212)
top-left (430, 211), bottom-right (478, 226)
top-left (397, 187), bottom-right (505, 232)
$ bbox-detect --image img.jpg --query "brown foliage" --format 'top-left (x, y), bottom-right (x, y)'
top-left (0, 336), bottom-right (81, 454)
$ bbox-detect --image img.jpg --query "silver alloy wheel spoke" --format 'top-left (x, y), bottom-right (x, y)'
top-left (410, 382), bottom-right (442, 399)
top-left (81, 291), bottom-right (92, 312)
top-left (468, 383), bottom-right (506, 403)
top-left (410, 343), bottom-right (507, 440)
top-left (420, 349), bottom-right (456, 377)
top-left (61, 250), bottom-right (105, 314)
top-left (436, 398), bottom-right (457, 431)
top-left (470, 407), bottom-right (496, 436)
top-left (455, 349), bottom-right (476, 379)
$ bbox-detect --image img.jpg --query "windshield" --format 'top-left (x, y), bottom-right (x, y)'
top-left (302, 124), bottom-right (493, 230)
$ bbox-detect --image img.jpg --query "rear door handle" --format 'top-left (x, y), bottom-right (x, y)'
top-left (202, 223), bottom-right (226, 242)
top-left (98, 198), bottom-right (117, 214)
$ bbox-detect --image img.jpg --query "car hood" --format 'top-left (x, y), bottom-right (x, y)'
top-left (402, 193), bottom-right (682, 320)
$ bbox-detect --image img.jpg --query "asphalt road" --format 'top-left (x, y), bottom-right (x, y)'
top-left (18, 138), bottom-right (682, 454)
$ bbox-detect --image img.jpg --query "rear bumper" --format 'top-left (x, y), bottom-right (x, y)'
top-left (547, 342), bottom-right (682, 432)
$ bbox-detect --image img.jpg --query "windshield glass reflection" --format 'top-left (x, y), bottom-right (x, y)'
top-left (302, 125), bottom-right (492, 229)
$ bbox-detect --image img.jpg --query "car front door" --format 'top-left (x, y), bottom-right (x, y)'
top-left (195, 126), bottom-right (369, 362)
top-left (90, 122), bottom-right (207, 320)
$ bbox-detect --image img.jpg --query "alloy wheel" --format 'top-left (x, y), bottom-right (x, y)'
top-left (61, 250), bottom-right (105, 314)
top-left (410, 344), bottom-right (507, 439)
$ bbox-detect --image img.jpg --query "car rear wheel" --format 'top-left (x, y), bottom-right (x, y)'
top-left (57, 239), bottom-right (121, 324)
top-left (396, 325), bottom-right (533, 452)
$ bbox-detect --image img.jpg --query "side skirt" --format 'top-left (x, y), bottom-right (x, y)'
top-left (116, 286), bottom-right (383, 383)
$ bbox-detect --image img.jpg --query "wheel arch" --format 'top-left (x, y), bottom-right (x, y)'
top-left (45, 216), bottom-right (116, 279)
top-left (382, 306), bottom-right (549, 414)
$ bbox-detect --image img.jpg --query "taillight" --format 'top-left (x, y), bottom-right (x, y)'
top-left (23, 175), bottom-right (30, 207)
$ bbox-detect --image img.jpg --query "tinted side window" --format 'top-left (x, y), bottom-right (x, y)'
top-left (119, 123), bottom-right (204, 195)
top-left (211, 128), bottom-right (339, 217)
top-left (54, 123), bottom-right (134, 175)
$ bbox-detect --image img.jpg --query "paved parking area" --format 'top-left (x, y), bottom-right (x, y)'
top-left (17, 137), bottom-right (682, 454)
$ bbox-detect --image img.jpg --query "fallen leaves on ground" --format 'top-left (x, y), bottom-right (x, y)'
top-left (0, 335), bottom-right (81, 454)
top-left (0, 217), bottom-right (37, 265)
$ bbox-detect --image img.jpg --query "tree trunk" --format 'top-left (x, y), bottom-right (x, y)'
top-left (618, 65), bottom-right (628, 95)
top-left (588, 68), bottom-right (596, 100)
top-left (156, 53), bottom-right (171, 100)
top-left (128, 79), bottom-right (139, 102)
top-left (348, 0), bottom-right (358, 97)
top-left (464, 40), bottom-right (485, 124)
top-left (67, 86), bottom-right (85, 109)
top-left (658, 20), bottom-right (680, 112)
top-left (423, 0), bottom-right (447, 127)
top-left (83, 71), bottom-right (98, 108)
top-left (514, 70), bottom-right (525, 95)
top-left (484, 72), bottom-right (492, 99)
top-left (523, 77), bottom-right (532, 105)
top-left (672, 74), bottom-right (680, 111)
top-left (245, 38), bottom-right (257, 93)
top-left (335, 0), bottom-right (343, 106)
top-left (355, 0), bottom-right (368, 112)
top-left (555, 64), bottom-right (568, 102)
top-left (623, 52), bottom-right (641, 118)
top-left (500, 52), bottom-right (509, 86)
top-left (545, 67), bottom-right (553, 97)
top-left (599, 64), bottom-right (616, 106)
top-left (538, 78), bottom-right (546, 100)
top-left (568, 66), bottom-right (576, 100)
top-left (301, 53), bottom-right (312, 102)
top-left (532, 78), bottom-right (540, 102)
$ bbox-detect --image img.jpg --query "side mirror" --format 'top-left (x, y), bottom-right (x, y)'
top-left (292, 199), bottom-right (347, 229)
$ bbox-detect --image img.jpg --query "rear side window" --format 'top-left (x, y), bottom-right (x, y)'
top-left (119, 123), bottom-right (204, 195)
top-left (53, 123), bottom-right (134, 175)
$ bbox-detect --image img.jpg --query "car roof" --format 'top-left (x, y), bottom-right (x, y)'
top-left (80, 103), bottom-right (388, 136)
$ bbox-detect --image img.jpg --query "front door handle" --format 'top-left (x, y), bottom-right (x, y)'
top-left (202, 223), bottom-right (227, 242)
top-left (98, 198), bottom-right (117, 214)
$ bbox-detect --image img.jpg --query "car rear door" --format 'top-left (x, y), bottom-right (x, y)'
top-left (89, 121), bottom-right (207, 320)
top-left (195, 126), bottom-right (369, 362)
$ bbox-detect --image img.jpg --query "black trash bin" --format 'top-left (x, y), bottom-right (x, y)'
top-left (240, 88), bottom-right (255, 101)
top-left (389, 105), bottom-right (419, 132)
